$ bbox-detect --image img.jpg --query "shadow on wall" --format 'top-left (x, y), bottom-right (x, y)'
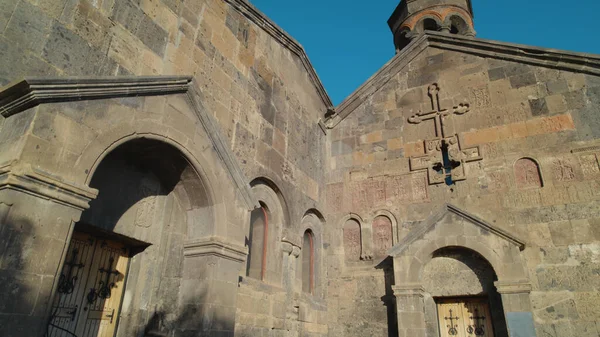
top-left (140, 289), bottom-right (233, 337)
top-left (0, 214), bottom-right (44, 337)
top-left (377, 256), bottom-right (399, 337)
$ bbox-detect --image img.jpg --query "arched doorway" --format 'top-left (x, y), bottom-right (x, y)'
top-left (389, 204), bottom-right (534, 337)
top-left (422, 247), bottom-right (508, 337)
top-left (47, 138), bottom-right (214, 337)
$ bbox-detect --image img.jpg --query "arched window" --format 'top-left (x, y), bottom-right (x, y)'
top-left (302, 230), bottom-right (314, 294)
top-left (423, 18), bottom-right (439, 32)
top-left (246, 204), bottom-right (269, 280)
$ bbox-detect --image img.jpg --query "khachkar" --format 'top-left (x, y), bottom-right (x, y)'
top-left (408, 84), bottom-right (483, 185)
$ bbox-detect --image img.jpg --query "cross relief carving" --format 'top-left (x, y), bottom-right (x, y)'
top-left (408, 83), bottom-right (483, 185)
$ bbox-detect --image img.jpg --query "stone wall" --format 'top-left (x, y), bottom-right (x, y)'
top-left (325, 46), bottom-right (600, 336)
top-left (0, 0), bottom-right (328, 215)
top-left (0, 0), bottom-right (330, 335)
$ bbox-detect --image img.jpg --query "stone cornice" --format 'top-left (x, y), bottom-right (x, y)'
top-left (0, 76), bottom-right (259, 211)
top-left (392, 284), bottom-right (425, 297)
top-left (0, 76), bottom-right (192, 117)
top-left (223, 0), bottom-right (333, 109)
top-left (326, 31), bottom-right (600, 128)
top-left (0, 162), bottom-right (97, 211)
top-left (494, 280), bottom-right (533, 294)
top-left (183, 236), bottom-right (248, 263)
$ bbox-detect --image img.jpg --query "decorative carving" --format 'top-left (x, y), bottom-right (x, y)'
top-left (469, 87), bottom-right (491, 108)
top-left (385, 174), bottom-right (429, 204)
top-left (553, 159), bottom-right (575, 182)
top-left (372, 216), bottom-right (393, 257)
top-left (468, 308), bottom-right (486, 336)
top-left (343, 219), bottom-right (362, 261)
top-left (487, 171), bottom-right (507, 191)
top-left (580, 154), bottom-right (600, 177)
top-left (514, 158), bottom-right (543, 189)
top-left (351, 179), bottom-right (386, 210)
top-left (445, 309), bottom-right (459, 336)
top-left (407, 83), bottom-right (483, 185)
top-left (135, 177), bottom-right (159, 228)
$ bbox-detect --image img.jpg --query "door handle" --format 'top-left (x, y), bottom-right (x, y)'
top-left (105, 309), bottom-right (115, 323)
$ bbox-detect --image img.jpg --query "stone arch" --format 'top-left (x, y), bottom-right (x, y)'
top-left (514, 157), bottom-right (544, 189)
top-left (407, 241), bottom-right (506, 284)
top-left (443, 12), bottom-right (475, 35)
top-left (250, 176), bottom-right (292, 229)
top-left (394, 27), bottom-right (413, 52)
top-left (76, 136), bottom-right (237, 336)
top-left (80, 137), bottom-right (215, 240)
top-left (299, 210), bottom-right (325, 297)
top-left (416, 16), bottom-right (443, 33)
top-left (248, 179), bottom-right (287, 285)
top-left (71, 120), bottom-right (231, 232)
top-left (341, 213), bottom-right (364, 262)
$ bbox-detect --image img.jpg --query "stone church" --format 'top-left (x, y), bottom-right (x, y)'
top-left (0, 0), bottom-right (599, 335)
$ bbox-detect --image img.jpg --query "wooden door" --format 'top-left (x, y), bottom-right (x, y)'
top-left (47, 232), bottom-right (130, 337)
top-left (437, 298), bottom-right (495, 337)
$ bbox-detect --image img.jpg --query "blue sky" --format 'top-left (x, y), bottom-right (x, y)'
top-left (250, 0), bottom-right (600, 105)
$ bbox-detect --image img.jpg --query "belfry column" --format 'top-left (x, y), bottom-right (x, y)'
top-left (392, 284), bottom-right (427, 337)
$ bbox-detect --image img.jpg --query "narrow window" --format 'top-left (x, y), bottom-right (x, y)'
top-left (246, 204), bottom-right (269, 280)
top-left (302, 230), bottom-right (314, 294)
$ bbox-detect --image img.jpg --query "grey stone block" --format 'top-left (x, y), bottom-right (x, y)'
top-left (0, 0), bottom-right (18, 33)
top-left (42, 22), bottom-right (107, 76)
top-left (4, 0), bottom-right (53, 55)
top-left (110, 0), bottom-right (144, 33)
top-left (529, 98), bottom-right (549, 116)
top-left (510, 73), bottom-right (537, 89)
top-left (487, 67), bottom-right (506, 81)
top-left (546, 80), bottom-right (569, 94)
top-left (136, 15), bottom-right (169, 57)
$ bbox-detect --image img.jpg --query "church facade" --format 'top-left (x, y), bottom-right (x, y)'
top-left (0, 0), bottom-right (598, 336)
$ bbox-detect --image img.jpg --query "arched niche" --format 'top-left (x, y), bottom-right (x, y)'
top-left (342, 215), bottom-right (363, 262)
top-left (247, 178), bottom-right (287, 285)
top-left (82, 138), bottom-right (213, 240)
top-left (514, 157), bottom-right (543, 189)
top-left (371, 211), bottom-right (397, 258)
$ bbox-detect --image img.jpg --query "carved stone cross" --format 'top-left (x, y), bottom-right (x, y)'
top-left (407, 83), bottom-right (483, 185)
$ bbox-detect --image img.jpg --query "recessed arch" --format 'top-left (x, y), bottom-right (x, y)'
top-left (299, 209), bottom-right (325, 297)
top-left (409, 241), bottom-right (505, 284)
top-left (81, 137), bottom-right (215, 240)
top-left (250, 176), bottom-right (291, 227)
top-left (247, 179), bottom-right (286, 285)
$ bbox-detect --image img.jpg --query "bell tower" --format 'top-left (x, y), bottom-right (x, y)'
top-left (388, 0), bottom-right (476, 52)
